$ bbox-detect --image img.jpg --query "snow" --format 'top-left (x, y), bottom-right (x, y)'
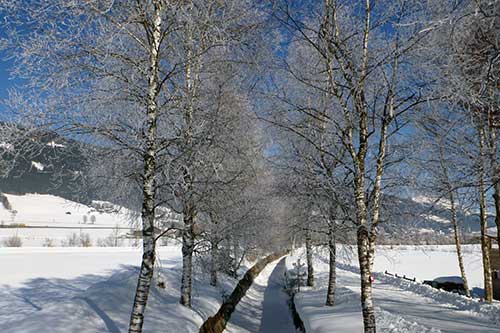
top-left (0, 194), bottom-right (133, 227)
top-left (0, 247), bottom-right (151, 287)
top-left (0, 193), bottom-right (138, 246)
top-left (0, 245), bottom-right (235, 333)
top-left (30, 161), bottom-right (45, 171)
top-left (46, 141), bottom-right (66, 148)
top-left (374, 245), bottom-right (485, 289)
top-left (422, 213), bottom-right (449, 224)
top-left (418, 228), bottom-right (435, 234)
top-left (0, 142), bottom-right (14, 151)
top-left (433, 276), bottom-right (464, 284)
top-left (412, 195), bottom-right (451, 210)
top-left (289, 247), bottom-right (500, 333)
top-left (7, 245), bottom-right (493, 333)
top-left (226, 257), bottom-right (295, 333)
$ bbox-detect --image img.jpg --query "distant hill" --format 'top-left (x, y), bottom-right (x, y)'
top-left (0, 128), bottom-right (91, 204)
top-left (379, 194), bottom-right (495, 243)
top-left (0, 126), bottom-right (495, 241)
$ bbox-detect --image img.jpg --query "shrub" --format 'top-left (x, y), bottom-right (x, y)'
top-left (80, 233), bottom-right (92, 247)
top-left (61, 232), bottom-right (92, 247)
top-left (97, 225), bottom-right (123, 247)
top-left (62, 232), bottom-right (79, 247)
top-left (3, 235), bottom-right (22, 247)
top-left (43, 238), bottom-right (55, 247)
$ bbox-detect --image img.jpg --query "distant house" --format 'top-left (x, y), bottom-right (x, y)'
top-left (486, 235), bottom-right (500, 300)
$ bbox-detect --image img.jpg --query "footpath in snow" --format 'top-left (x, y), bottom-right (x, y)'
top-left (226, 257), bottom-right (296, 333)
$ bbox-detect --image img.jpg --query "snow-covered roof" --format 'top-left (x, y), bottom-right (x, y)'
top-left (433, 276), bottom-right (464, 284)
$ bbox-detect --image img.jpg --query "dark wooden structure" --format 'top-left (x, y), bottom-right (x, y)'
top-left (486, 235), bottom-right (500, 300)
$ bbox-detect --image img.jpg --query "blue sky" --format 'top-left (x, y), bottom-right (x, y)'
top-left (0, 56), bottom-right (14, 114)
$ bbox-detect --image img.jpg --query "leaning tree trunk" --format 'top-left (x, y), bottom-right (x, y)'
top-left (180, 207), bottom-right (196, 307)
top-left (326, 226), bottom-right (336, 306)
top-left (305, 227), bottom-right (314, 287)
top-left (478, 125), bottom-right (493, 303)
top-left (128, 3), bottom-right (162, 332)
top-left (199, 252), bottom-right (288, 333)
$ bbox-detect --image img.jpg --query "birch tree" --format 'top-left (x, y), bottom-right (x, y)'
top-left (414, 108), bottom-right (474, 297)
top-left (1, 2), bottom-right (169, 330)
top-left (422, 0), bottom-right (500, 302)
top-left (270, 1), bottom-right (438, 330)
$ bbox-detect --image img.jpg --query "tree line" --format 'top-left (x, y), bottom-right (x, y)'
top-left (0, 1), bottom-right (499, 333)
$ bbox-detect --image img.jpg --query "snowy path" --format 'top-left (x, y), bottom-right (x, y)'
top-left (226, 257), bottom-right (295, 333)
top-left (297, 266), bottom-right (500, 332)
top-left (258, 258), bottom-right (296, 332)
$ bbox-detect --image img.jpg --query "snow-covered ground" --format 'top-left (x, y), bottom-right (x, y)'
top-left (2, 232), bottom-right (498, 333)
top-left (374, 245), bottom-right (484, 289)
top-left (0, 245), bottom-right (235, 333)
top-left (288, 246), bottom-right (500, 333)
top-left (226, 257), bottom-right (295, 333)
top-left (0, 193), bottom-right (138, 246)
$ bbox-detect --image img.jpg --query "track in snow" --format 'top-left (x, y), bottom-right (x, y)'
top-left (226, 257), bottom-right (296, 333)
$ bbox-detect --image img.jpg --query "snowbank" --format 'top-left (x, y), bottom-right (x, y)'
top-left (294, 286), bottom-right (441, 333)
top-left (372, 268), bottom-right (500, 325)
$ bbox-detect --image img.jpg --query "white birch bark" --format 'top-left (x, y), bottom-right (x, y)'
top-left (478, 123), bottom-right (493, 303)
top-left (180, 209), bottom-right (196, 307)
top-left (325, 225), bottom-right (336, 306)
top-left (128, 1), bottom-right (163, 332)
top-left (305, 227), bottom-right (314, 287)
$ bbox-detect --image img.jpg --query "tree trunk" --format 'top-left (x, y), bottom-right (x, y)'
top-left (449, 190), bottom-right (471, 297)
top-left (199, 252), bottom-right (288, 333)
top-left (486, 107), bottom-right (500, 252)
top-left (355, 172), bottom-right (376, 332)
top-left (210, 241), bottom-right (218, 287)
top-left (478, 125), bottom-right (493, 303)
top-left (128, 2), bottom-right (162, 332)
top-left (439, 145), bottom-right (471, 298)
top-left (326, 227), bottom-right (336, 306)
top-left (358, 226), bottom-right (376, 333)
top-left (305, 227), bottom-right (314, 287)
top-left (450, 194), bottom-right (471, 298)
top-left (231, 236), bottom-right (241, 277)
top-left (180, 209), bottom-right (195, 307)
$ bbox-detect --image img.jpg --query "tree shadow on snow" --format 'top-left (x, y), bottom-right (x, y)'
top-left (1, 260), bottom-right (227, 333)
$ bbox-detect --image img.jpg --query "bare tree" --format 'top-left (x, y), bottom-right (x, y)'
top-left (414, 109), bottom-right (473, 297)
top-left (420, 0), bottom-right (500, 303)
top-left (269, 1), bottom-right (439, 330)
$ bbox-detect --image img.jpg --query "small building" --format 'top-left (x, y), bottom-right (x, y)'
top-left (486, 235), bottom-right (500, 300)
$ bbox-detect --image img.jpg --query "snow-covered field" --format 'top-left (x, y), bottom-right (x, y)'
top-left (0, 194), bottom-right (138, 247)
top-left (288, 246), bottom-right (500, 333)
top-left (0, 245), bottom-right (235, 333)
top-left (374, 245), bottom-right (485, 289)
top-left (1, 243), bottom-right (499, 332)
top-left (1, 194), bottom-right (498, 333)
